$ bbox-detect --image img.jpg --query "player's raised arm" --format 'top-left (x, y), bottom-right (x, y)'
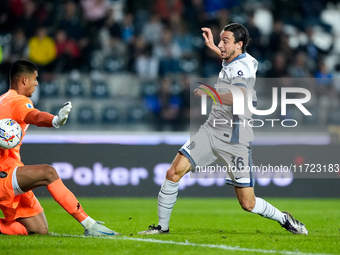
top-left (201, 27), bottom-right (222, 58)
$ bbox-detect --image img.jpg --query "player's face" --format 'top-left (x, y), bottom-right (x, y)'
top-left (26, 71), bottom-right (39, 97)
top-left (218, 31), bottom-right (242, 62)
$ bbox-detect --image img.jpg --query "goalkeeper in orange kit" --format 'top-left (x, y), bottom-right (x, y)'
top-left (0, 60), bottom-right (119, 236)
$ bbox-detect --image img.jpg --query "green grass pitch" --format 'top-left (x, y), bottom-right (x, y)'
top-left (0, 198), bottom-right (339, 255)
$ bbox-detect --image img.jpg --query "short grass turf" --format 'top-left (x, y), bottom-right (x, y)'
top-left (0, 198), bottom-right (339, 255)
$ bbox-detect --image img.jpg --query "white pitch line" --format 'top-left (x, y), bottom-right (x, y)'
top-left (49, 233), bottom-right (332, 255)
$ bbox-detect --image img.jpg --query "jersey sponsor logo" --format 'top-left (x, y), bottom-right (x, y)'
top-left (237, 70), bottom-right (244, 76)
top-left (186, 141), bottom-right (196, 150)
top-left (0, 171), bottom-right (8, 178)
top-left (26, 103), bottom-right (33, 109)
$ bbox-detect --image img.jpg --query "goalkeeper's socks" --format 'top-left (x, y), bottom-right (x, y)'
top-left (0, 218), bottom-right (28, 235)
top-left (157, 179), bottom-right (179, 231)
top-left (251, 197), bottom-right (286, 224)
top-left (47, 178), bottom-right (88, 223)
top-left (80, 216), bottom-right (96, 229)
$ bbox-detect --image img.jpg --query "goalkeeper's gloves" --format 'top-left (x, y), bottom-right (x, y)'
top-left (52, 101), bottom-right (72, 129)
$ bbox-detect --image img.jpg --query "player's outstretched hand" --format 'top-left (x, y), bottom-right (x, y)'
top-left (52, 101), bottom-right (72, 128)
top-left (194, 85), bottom-right (210, 97)
top-left (201, 27), bottom-right (215, 48)
top-left (202, 27), bottom-right (222, 58)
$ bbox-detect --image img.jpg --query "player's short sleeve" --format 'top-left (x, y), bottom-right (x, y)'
top-left (11, 96), bottom-right (36, 123)
top-left (230, 62), bottom-right (253, 90)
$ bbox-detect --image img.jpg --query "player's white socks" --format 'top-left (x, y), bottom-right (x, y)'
top-left (158, 179), bottom-right (179, 231)
top-left (251, 197), bottom-right (286, 224)
top-left (80, 216), bottom-right (96, 229)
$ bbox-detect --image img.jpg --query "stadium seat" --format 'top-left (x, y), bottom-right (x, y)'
top-left (171, 80), bottom-right (184, 95)
top-left (191, 35), bottom-right (205, 50)
top-left (159, 59), bottom-right (180, 76)
top-left (104, 56), bottom-right (126, 73)
top-left (178, 58), bottom-right (199, 74)
top-left (50, 105), bottom-right (63, 116)
top-left (126, 104), bottom-right (148, 123)
top-left (102, 106), bottom-right (121, 124)
top-left (327, 109), bottom-right (340, 125)
top-left (39, 80), bottom-right (59, 97)
top-left (91, 81), bottom-right (110, 98)
top-left (65, 80), bottom-right (84, 97)
top-left (302, 108), bottom-right (318, 125)
top-left (77, 106), bottom-right (96, 124)
top-left (141, 80), bottom-right (159, 96)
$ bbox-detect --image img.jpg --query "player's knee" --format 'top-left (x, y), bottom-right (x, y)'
top-left (26, 224), bottom-right (48, 235)
top-left (36, 228), bottom-right (48, 235)
top-left (239, 199), bottom-right (255, 212)
top-left (43, 165), bottom-right (59, 184)
top-left (32, 227), bottom-right (48, 235)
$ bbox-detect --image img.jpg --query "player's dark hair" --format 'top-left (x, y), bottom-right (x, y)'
top-left (9, 60), bottom-right (38, 85)
top-left (223, 23), bottom-right (250, 53)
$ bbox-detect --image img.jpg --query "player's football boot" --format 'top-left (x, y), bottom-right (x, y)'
top-left (137, 224), bottom-right (169, 234)
top-left (281, 211), bottom-right (308, 234)
top-left (84, 221), bottom-right (121, 236)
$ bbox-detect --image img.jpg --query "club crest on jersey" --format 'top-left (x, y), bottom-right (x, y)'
top-left (26, 103), bottom-right (33, 108)
top-left (237, 70), bottom-right (244, 76)
top-left (186, 141), bottom-right (196, 150)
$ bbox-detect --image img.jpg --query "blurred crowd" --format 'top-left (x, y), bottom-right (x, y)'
top-left (1, 0), bottom-right (340, 131)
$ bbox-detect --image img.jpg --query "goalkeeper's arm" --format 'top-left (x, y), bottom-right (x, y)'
top-left (24, 102), bottom-right (72, 128)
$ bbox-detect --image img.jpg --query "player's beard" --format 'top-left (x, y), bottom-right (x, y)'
top-left (224, 50), bottom-right (236, 62)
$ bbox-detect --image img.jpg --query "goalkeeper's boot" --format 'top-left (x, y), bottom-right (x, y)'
top-left (84, 221), bottom-right (121, 236)
top-left (281, 211), bottom-right (308, 234)
top-left (137, 224), bottom-right (169, 234)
